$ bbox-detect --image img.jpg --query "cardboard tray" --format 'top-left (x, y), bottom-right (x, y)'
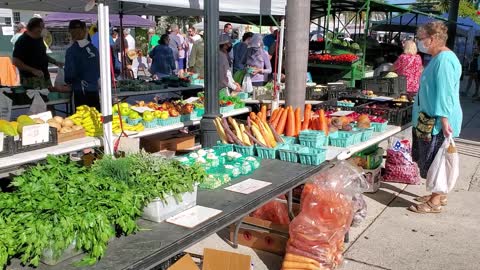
top-left (57, 128), bottom-right (86, 144)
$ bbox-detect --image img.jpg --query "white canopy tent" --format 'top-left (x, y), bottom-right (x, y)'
top-left (1, 0), bottom-right (286, 154)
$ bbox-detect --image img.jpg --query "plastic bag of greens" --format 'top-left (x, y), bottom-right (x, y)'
top-left (283, 161), bottom-right (368, 270)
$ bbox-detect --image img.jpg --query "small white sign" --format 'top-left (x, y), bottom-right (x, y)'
top-left (224, 178), bottom-right (272, 194)
top-left (2, 26), bottom-right (14, 36)
top-left (330, 111), bottom-right (355, 117)
top-left (29, 111), bottom-right (53, 122)
top-left (184, 97), bottom-right (199, 104)
top-left (21, 124), bottom-right (50, 146)
top-left (166, 206), bottom-right (222, 228)
top-left (131, 106), bottom-right (154, 113)
top-left (0, 132), bottom-right (4, 152)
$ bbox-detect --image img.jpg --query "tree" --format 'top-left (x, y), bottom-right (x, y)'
top-left (417, 0), bottom-right (480, 24)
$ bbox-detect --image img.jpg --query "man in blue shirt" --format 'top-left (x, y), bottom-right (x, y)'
top-left (64, 20), bottom-right (100, 110)
top-left (149, 34), bottom-right (176, 78)
top-left (233, 32), bottom-right (253, 74)
top-left (90, 23), bottom-right (114, 50)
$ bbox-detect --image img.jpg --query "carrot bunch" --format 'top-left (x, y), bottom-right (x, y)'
top-left (269, 104), bottom-right (329, 136)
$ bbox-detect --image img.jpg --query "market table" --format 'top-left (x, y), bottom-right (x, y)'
top-left (12, 98), bottom-right (73, 115)
top-left (114, 85), bottom-right (203, 99)
top-left (7, 159), bottom-right (327, 270)
top-left (243, 99), bottom-right (324, 105)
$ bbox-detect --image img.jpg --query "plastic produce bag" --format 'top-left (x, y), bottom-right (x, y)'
top-left (351, 194), bottom-right (367, 227)
top-left (0, 88), bottom-right (12, 120)
top-left (242, 74), bottom-right (253, 93)
top-left (382, 138), bottom-right (420, 185)
top-left (284, 162), bottom-right (368, 270)
top-left (426, 137), bottom-right (459, 194)
top-left (26, 89), bottom-right (49, 114)
top-left (250, 199), bottom-right (290, 225)
top-left (54, 68), bottom-right (65, 88)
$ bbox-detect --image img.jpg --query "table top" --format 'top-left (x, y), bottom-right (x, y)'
top-left (114, 85), bottom-right (203, 98)
top-left (12, 99), bottom-right (71, 110)
top-left (243, 99), bottom-right (324, 105)
top-left (8, 159), bottom-right (326, 270)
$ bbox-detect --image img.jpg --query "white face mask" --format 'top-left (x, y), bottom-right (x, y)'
top-left (417, 40), bottom-right (429, 54)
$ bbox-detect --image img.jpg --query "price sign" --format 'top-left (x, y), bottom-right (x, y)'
top-left (21, 124), bottom-right (50, 146)
top-left (30, 111), bottom-right (53, 122)
top-left (0, 132), bottom-right (4, 152)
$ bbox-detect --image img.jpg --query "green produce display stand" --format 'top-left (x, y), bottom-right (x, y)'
top-left (308, 61), bottom-right (362, 87)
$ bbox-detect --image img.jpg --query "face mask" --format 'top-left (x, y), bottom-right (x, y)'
top-left (417, 40), bottom-right (429, 54)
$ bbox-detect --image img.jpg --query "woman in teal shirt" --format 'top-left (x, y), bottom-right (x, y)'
top-left (410, 22), bottom-right (462, 214)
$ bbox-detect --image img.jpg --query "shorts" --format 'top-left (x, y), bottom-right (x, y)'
top-left (177, 58), bottom-right (185, 70)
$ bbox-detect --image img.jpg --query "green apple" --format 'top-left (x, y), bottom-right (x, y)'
top-left (129, 111), bottom-right (140, 119)
top-left (143, 111), bottom-right (154, 122)
top-left (154, 110), bottom-right (163, 118)
top-left (161, 112), bottom-right (169, 119)
top-left (112, 104), bottom-right (119, 113)
top-left (120, 107), bottom-right (131, 116)
top-left (120, 102), bottom-right (130, 109)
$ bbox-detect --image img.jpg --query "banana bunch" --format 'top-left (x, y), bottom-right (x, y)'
top-left (112, 115), bottom-right (144, 134)
top-left (69, 105), bottom-right (103, 137)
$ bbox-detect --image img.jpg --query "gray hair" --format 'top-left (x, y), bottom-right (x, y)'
top-left (148, 28), bottom-right (155, 34)
top-left (14, 22), bottom-right (26, 33)
top-left (170, 24), bottom-right (179, 32)
top-left (123, 28), bottom-right (131, 35)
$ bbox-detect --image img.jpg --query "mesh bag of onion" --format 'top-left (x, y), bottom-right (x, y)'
top-left (382, 138), bottom-right (421, 184)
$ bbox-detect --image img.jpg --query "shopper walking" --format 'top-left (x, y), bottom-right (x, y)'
top-left (149, 34), bottom-right (176, 79)
top-left (218, 35), bottom-right (241, 95)
top-left (242, 34), bottom-right (272, 87)
top-left (124, 28), bottom-right (136, 52)
top-left (13, 17), bottom-right (63, 89)
top-left (168, 24), bottom-right (188, 76)
top-left (64, 20), bottom-right (100, 110)
top-left (393, 40), bottom-right (423, 94)
top-left (233, 32), bottom-right (253, 74)
top-left (409, 21), bottom-right (463, 214)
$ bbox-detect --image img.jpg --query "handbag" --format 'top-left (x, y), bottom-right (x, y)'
top-left (415, 93), bottom-right (435, 141)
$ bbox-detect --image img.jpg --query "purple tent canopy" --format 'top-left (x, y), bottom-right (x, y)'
top-left (44, 12), bottom-right (155, 28)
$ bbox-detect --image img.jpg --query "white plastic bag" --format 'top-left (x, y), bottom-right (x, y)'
top-left (26, 89), bottom-right (49, 114)
top-left (0, 88), bottom-right (13, 120)
top-left (426, 137), bottom-right (459, 194)
top-left (54, 68), bottom-right (65, 88)
top-left (242, 74), bottom-right (253, 93)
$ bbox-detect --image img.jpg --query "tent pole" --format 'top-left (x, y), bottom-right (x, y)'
top-left (285, 0), bottom-right (310, 113)
top-left (273, 17), bottom-right (285, 110)
top-left (200, 0), bottom-right (220, 148)
top-left (98, 3), bottom-right (113, 155)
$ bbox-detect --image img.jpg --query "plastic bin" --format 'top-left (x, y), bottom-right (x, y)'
top-left (298, 147), bottom-right (327, 166)
top-left (0, 135), bottom-right (15, 158)
top-left (14, 127), bottom-right (58, 153)
top-left (278, 144), bottom-right (306, 163)
top-left (142, 186), bottom-right (198, 223)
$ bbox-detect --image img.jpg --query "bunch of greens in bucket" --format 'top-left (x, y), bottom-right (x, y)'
top-left (220, 95), bottom-right (245, 109)
top-left (0, 152), bottom-right (206, 268)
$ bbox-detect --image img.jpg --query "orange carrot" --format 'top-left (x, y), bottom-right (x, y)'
top-left (249, 112), bottom-right (257, 122)
top-left (301, 104), bottom-right (312, 130)
top-left (272, 108), bottom-right (284, 128)
top-left (260, 105), bottom-right (267, 123)
top-left (294, 108), bottom-right (301, 136)
top-left (285, 107), bottom-right (295, 137)
top-left (257, 112), bottom-right (263, 123)
top-left (269, 108), bottom-right (280, 124)
top-left (319, 109), bottom-right (328, 136)
top-left (275, 108), bottom-right (288, 134)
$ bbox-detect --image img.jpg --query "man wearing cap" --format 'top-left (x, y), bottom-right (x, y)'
top-left (219, 35), bottom-right (241, 95)
top-left (64, 20), bottom-right (100, 110)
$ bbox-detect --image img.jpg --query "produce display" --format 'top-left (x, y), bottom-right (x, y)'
top-left (69, 105), bottom-right (103, 137)
top-left (308, 53), bottom-right (359, 65)
top-left (0, 152), bottom-right (206, 267)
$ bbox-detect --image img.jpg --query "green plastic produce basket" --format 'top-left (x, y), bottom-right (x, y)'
top-left (280, 136), bottom-right (297, 145)
top-left (329, 132), bottom-right (356, 147)
top-left (220, 105), bottom-right (235, 114)
top-left (195, 108), bottom-right (205, 117)
top-left (213, 142), bottom-right (234, 154)
top-left (256, 145), bottom-right (278, 159)
top-left (299, 130), bottom-right (327, 148)
top-left (371, 121), bottom-right (388, 132)
top-left (180, 111), bottom-right (199, 122)
top-left (278, 144), bottom-right (306, 163)
top-left (157, 116), bottom-right (181, 126)
top-left (360, 127), bottom-right (374, 142)
top-left (298, 148), bottom-right (327, 166)
top-left (237, 92), bottom-right (249, 100)
top-left (233, 144), bottom-right (255, 156)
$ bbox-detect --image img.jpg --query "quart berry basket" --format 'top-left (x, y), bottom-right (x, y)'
top-left (220, 105), bottom-right (235, 114)
top-left (299, 130), bottom-right (327, 148)
top-left (278, 144), bottom-right (306, 163)
top-left (298, 148), bottom-right (327, 166)
top-left (371, 121), bottom-right (388, 132)
top-left (180, 110), bottom-right (199, 122)
top-left (280, 136), bottom-right (297, 145)
top-left (329, 132), bottom-right (356, 147)
top-left (256, 145), bottom-right (278, 159)
top-left (157, 116), bottom-right (181, 126)
top-left (213, 142), bottom-right (234, 154)
top-left (142, 120), bottom-right (157, 128)
top-left (127, 118), bottom-right (142, 126)
top-left (233, 144), bottom-right (255, 156)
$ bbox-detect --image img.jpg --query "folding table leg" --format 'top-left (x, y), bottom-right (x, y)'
top-left (232, 219), bottom-right (244, 249)
top-left (287, 190), bottom-right (295, 220)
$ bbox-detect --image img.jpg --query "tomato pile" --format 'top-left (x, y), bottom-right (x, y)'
top-left (308, 53), bottom-right (359, 64)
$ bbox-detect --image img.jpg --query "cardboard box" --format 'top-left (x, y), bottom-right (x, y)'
top-left (203, 248), bottom-right (251, 270)
top-left (229, 201), bottom-right (300, 256)
top-left (140, 133), bottom-right (195, 152)
top-left (168, 254), bottom-right (200, 270)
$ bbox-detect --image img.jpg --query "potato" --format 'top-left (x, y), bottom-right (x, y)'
top-left (48, 121), bottom-right (62, 131)
top-left (62, 118), bottom-right (74, 127)
top-left (72, 125), bottom-right (83, 131)
top-left (53, 116), bottom-right (64, 124)
top-left (60, 127), bottom-right (72, 134)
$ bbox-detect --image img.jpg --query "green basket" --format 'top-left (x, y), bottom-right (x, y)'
top-left (233, 144), bottom-right (255, 156)
top-left (280, 136), bottom-right (297, 145)
top-left (127, 118), bottom-right (142, 126)
top-left (181, 111), bottom-right (199, 122)
top-left (371, 121), bottom-right (388, 132)
top-left (237, 92), bottom-right (249, 100)
top-left (337, 101), bottom-right (355, 107)
top-left (256, 145), bottom-right (277, 159)
top-left (157, 116), bottom-right (181, 126)
top-left (329, 132), bottom-right (356, 147)
top-left (220, 105), bottom-right (235, 114)
top-left (360, 127), bottom-right (374, 142)
top-left (298, 148), bottom-right (327, 166)
top-left (278, 144), bottom-right (306, 163)
top-left (142, 120), bottom-right (157, 128)
top-left (213, 142), bottom-right (234, 154)
top-left (299, 130), bottom-right (327, 148)
top-left (195, 108), bottom-right (205, 117)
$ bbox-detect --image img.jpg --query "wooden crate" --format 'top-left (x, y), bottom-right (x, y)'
top-left (57, 129), bottom-right (86, 143)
